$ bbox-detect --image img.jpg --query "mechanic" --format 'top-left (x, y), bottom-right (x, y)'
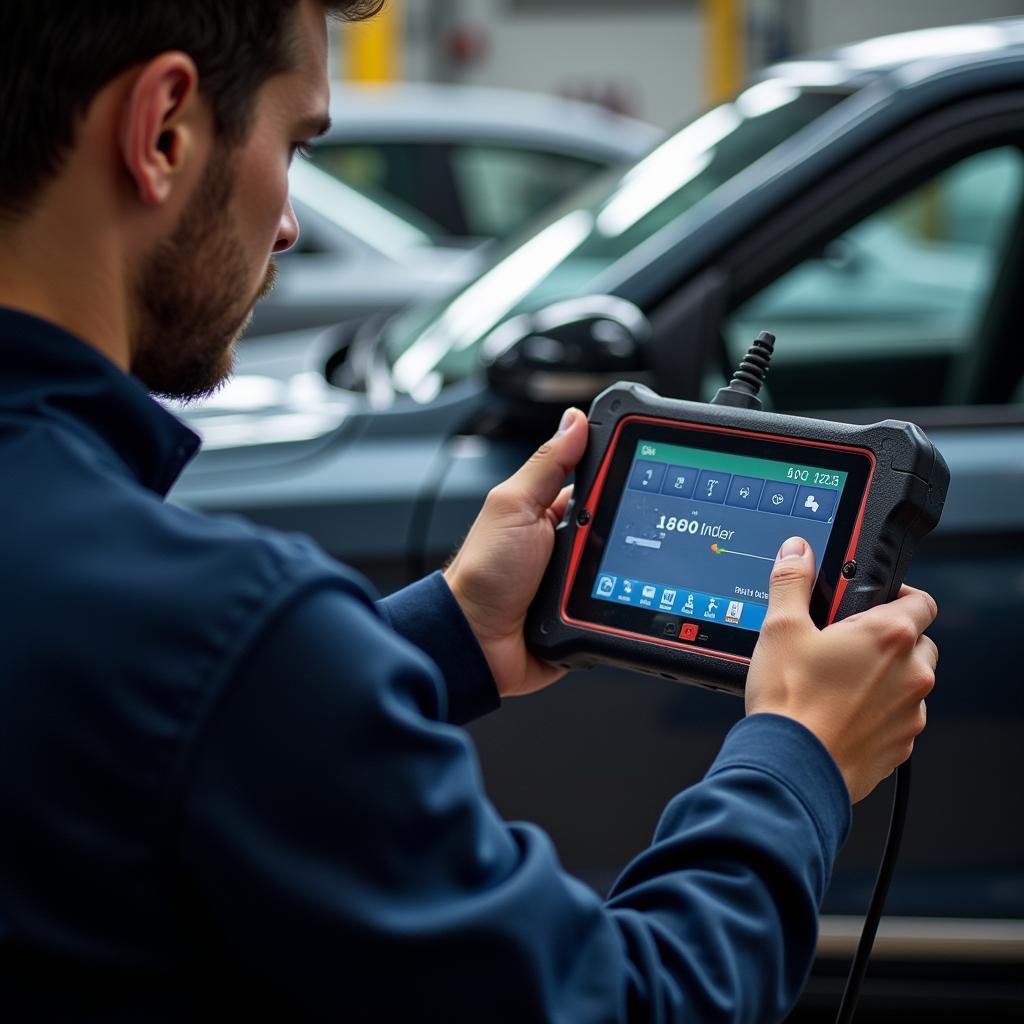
top-left (0, 2), bottom-right (937, 1021)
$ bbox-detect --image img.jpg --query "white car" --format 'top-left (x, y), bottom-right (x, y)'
top-left (250, 83), bottom-right (662, 336)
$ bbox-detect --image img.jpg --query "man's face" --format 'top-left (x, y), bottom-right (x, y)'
top-left (131, 0), bottom-right (330, 401)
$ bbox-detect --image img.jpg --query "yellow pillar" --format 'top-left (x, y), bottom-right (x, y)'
top-left (341, 0), bottom-right (401, 84)
top-left (704, 0), bottom-right (744, 106)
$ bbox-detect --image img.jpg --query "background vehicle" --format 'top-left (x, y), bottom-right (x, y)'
top-left (172, 23), bottom-right (1024, 1020)
top-left (251, 83), bottom-right (661, 336)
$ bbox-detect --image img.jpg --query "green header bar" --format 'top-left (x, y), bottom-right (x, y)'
top-left (635, 439), bottom-right (847, 491)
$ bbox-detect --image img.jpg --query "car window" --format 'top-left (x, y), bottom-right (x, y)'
top-left (718, 146), bottom-right (1024, 411)
top-left (386, 85), bottom-right (853, 395)
top-left (307, 142), bottom-right (454, 242)
top-left (448, 145), bottom-right (604, 240)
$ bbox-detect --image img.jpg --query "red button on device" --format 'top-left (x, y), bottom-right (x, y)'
top-left (680, 624), bottom-right (699, 641)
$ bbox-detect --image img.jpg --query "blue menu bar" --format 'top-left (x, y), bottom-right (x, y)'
top-left (592, 573), bottom-right (767, 632)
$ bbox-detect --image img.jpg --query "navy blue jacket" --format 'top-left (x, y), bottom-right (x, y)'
top-left (0, 308), bottom-right (850, 1021)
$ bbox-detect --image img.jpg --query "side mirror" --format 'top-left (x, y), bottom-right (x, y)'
top-left (480, 295), bottom-right (653, 408)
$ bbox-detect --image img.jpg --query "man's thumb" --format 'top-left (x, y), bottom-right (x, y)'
top-left (509, 408), bottom-right (588, 512)
top-left (765, 537), bottom-right (816, 624)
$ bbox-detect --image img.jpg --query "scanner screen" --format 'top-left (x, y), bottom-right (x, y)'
top-left (591, 439), bottom-right (848, 633)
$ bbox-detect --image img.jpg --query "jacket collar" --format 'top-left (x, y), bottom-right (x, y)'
top-left (0, 306), bottom-right (200, 496)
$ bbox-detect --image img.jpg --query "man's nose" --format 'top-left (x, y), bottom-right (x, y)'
top-left (273, 197), bottom-right (300, 254)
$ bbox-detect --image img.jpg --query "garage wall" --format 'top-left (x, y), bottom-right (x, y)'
top-left (383, 0), bottom-right (1024, 131)
top-left (453, 0), bottom-right (704, 132)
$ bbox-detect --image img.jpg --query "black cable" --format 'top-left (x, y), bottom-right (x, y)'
top-left (710, 330), bottom-right (775, 410)
top-left (834, 759), bottom-right (913, 1024)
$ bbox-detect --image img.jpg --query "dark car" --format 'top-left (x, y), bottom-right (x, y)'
top-left (171, 21), bottom-right (1024, 1020)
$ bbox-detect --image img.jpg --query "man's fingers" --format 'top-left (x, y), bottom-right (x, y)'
top-left (880, 586), bottom-right (938, 636)
top-left (506, 408), bottom-right (587, 514)
top-left (547, 484), bottom-right (574, 527)
top-left (916, 633), bottom-right (939, 671)
top-left (763, 537), bottom-right (817, 631)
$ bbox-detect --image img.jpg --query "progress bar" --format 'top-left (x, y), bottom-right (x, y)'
top-left (710, 542), bottom-right (773, 561)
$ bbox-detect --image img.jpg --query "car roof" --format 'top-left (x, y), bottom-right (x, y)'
top-left (760, 17), bottom-right (1024, 89)
top-left (321, 82), bottom-right (663, 160)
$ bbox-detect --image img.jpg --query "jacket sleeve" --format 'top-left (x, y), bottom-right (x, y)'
top-left (177, 580), bottom-right (850, 1024)
top-left (377, 570), bottom-right (500, 725)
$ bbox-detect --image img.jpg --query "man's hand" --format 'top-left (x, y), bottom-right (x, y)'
top-left (444, 408), bottom-right (588, 698)
top-left (746, 537), bottom-right (938, 803)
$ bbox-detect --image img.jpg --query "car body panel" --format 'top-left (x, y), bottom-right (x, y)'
top-left (319, 82), bottom-right (662, 160)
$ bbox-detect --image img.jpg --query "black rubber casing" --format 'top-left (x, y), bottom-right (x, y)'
top-left (526, 382), bottom-right (949, 696)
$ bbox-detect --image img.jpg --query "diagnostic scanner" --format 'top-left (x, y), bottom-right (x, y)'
top-left (527, 336), bottom-right (949, 695)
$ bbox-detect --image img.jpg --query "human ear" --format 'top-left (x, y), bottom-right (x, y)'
top-left (119, 52), bottom-right (204, 207)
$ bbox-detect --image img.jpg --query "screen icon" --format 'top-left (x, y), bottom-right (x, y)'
top-left (793, 485), bottom-right (839, 523)
top-left (726, 475), bottom-right (765, 510)
top-left (704, 597), bottom-right (720, 619)
top-left (726, 600), bottom-right (744, 624)
top-left (758, 481), bottom-right (797, 515)
top-left (682, 593), bottom-right (695, 614)
top-left (597, 575), bottom-right (616, 597)
top-left (628, 460), bottom-right (667, 492)
top-left (641, 584), bottom-right (657, 600)
top-left (660, 466), bottom-right (697, 498)
top-left (696, 469), bottom-right (731, 504)
top-left (622, 580), bottom-right (633, 595)
top-left (661, 588), bottom-right (677, 607)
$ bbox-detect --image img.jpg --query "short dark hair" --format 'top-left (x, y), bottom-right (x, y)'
top-left (0, 0), bottom-right (384, 220)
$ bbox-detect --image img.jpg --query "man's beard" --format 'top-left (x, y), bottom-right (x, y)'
top-left (131, 148), bottom-right (278, 402)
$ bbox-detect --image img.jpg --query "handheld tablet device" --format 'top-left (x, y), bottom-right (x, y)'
top-left (527, 339), bottom-right (949, 696)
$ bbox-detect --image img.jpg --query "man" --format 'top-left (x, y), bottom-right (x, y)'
top-left (0, 2), bottom-right (937, 1020)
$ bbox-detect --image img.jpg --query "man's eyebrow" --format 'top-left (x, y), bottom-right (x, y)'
top-left (299, 114), bottom-right (332, 139)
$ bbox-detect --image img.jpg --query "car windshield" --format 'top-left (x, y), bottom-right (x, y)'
top-left (386, 80), bottom-right (853, 400)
